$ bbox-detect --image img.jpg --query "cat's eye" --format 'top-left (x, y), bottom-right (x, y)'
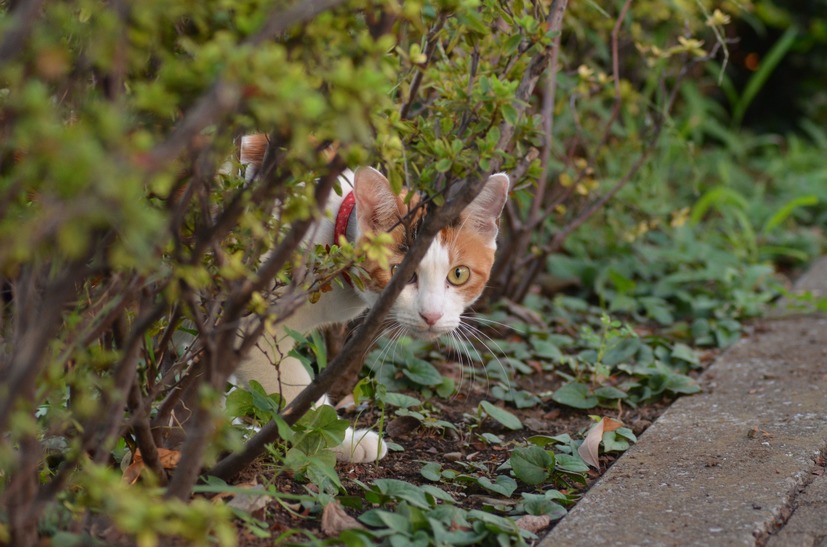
top-left (447, 265), bottom-right (470, 286)
top-left (391, 264), bottom-right (417, 284)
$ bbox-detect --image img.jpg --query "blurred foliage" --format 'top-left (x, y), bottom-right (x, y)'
top-left (0, 0), bottom-right (825, 545)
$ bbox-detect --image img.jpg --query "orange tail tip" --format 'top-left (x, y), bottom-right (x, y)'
top-left (240, 133), bottom-right (268, 165)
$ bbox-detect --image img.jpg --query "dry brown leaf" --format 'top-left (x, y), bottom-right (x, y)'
top-left (122, 461), bottom-right (144, 485)
top-left (121, 448), bottom-right (182, 484)
top-left (578, 417), bottom-right (625, 469)
top-left (227, 485), bottom-right (269, 515)
top-left (321, 500), bottom-right (364, 536)
top-left (156, 447), bottom-right (182, 469)
top-left (515, 514), bottom-right (551, 534)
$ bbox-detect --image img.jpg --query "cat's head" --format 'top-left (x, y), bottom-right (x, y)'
top-left (352, 167), bottom-right (509, 339)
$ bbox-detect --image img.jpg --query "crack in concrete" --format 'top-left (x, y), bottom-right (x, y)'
top-left (757, 447), bottom-right (827, 546)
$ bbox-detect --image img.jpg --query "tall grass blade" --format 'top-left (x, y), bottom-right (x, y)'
top-left (732, 26), bottom-right (798, 128)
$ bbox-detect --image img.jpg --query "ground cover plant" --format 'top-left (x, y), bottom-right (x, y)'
top-left (1, 0), bottom-right (826, 545)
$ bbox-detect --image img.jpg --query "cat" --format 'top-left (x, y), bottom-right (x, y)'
top-left (234, 134), bottom-right (509, 463)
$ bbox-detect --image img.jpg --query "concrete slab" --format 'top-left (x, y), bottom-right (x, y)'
top-left (540, 258), bottom-right (827, 547)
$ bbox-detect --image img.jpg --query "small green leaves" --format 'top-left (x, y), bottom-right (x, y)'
top-left (477, 475), bottom-right (518, 497)
top-left (402, 359), bottom-right (444, 386)
top-left (509, 446), bottom-right (556, 485)
top-left (479, 400), bottom-right (523, 430)
top-left (551, 382), bottom-right (598, 409)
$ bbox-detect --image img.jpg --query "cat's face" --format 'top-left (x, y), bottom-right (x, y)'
top-left (353, 168), bottom-right (509, 339)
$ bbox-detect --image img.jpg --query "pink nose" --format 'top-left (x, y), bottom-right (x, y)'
top-left (419, 311), bottom-right (443, 327)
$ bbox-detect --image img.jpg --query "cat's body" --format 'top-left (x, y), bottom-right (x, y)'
top-left (235, 135), bottom-right (509, 463)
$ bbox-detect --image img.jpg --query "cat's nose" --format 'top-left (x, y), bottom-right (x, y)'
top-left (419, 311), bottom-right (443, 326)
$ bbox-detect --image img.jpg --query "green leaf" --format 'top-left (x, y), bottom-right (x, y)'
top-left (479, 400), bottom-right (523, 430)
top-left (477, 475), bottom-right (517, 497)
top-left (551, 382), bottom-right (598, 409)
top-left (509, 445), bottom-right (554, 485)
top-left (372, 479), bottom-right (432, 509)
top-left (382, 392), bottom-right (422, 409)
top-left (762, 195), bottom-right (819, 234)
top-left (555, 454), bottom-right (590, 474)
top-left (670, 343), bottom-right (699, 366)
top-left (530, 337), bottom-right (563, 361)
top-left (521, 493), bottom-right (568, 519)
top-left (420, 462), bottom-right (442, 482)
top-left (732, 26), bottom-right (799, 127)
top-left (402, 359), bottom-right (444, 386)
top-left (435, 157), bottom-right (452, 173)
top-left (594, 386), bottom-right (627, 401)
top-left (501, 104), bottom-right (518, 125)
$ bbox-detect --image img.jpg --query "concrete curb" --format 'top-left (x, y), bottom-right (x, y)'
top-left (540, 257), bottom-right (827, 546)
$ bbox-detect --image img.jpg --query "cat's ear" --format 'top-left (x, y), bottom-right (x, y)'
top-left (463, 173), bottom-right (510, 243)
top-left (353, 167), bottom-right (400, 233)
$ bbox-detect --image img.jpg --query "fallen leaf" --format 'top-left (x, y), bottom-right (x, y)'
top-left (578, 417), bottom-right (625, 469)
top-left (227, 485), bottom-right (269, 515)
top-left (386, 415), bottom-right (421, 438)
top-left (321, 501), bottom-right (364, 536)
top-left (122, 461), bottom-right (144, 485)
top-left (121, 448), bottom-right (182, 484)
top-left (156, 448), bottom-right (182, 469)
top-left (515, 514), bottom-right (551, 534)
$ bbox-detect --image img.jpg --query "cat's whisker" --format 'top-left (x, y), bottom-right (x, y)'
top-left (458, 321), bottom-right (512, 392)
top-left (461, 313), bottom-right (513, 331)
top-left (461, 324), bottom-right (496, 391)
top-left (367, 324), bottom-right (405, 389)
top-left (444, 330), bottom-right (466, 399)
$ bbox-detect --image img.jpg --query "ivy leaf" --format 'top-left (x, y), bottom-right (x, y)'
top-left (403, 359), bottom-right (444, 386)
top-left (420, 462), bottom-right (442, 482)
top-left (551, 382), bottom-right (598, 409)
top-left (480, 400), bottom-right (523, 430)
top-left (670, 343), bottom-right (699, 366)
top-left (509, 445), bottom-right (555, 485)
top-left (477, 475), bottom-right (517, 497)
top-left (521, 493), bottom-right (568, 519)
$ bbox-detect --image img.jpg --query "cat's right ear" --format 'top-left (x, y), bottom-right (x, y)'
top-left (353, 167), bottom-right (400, 233)
top-left (462, 173), bottom-right (510, 243)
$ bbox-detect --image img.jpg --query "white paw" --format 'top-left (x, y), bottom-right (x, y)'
top-left (332, 428), bottom-right (388, 463)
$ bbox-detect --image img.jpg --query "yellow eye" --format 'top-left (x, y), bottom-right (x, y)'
top-left (447, 265), bottom-right (470, 286)
top-left (391, 264), bottom-right (417, 284)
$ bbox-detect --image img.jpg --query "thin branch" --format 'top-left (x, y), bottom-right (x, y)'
top-left (400, 15), bottom-right (447, 120)
top-left (164, 157), bottom-right (346, 499)
top-left (207, 167), bottom-right (497, 480)
top-left (144, 0), bottom-right (348, 172)
top-left (597, 0), bottom-right (632, 149)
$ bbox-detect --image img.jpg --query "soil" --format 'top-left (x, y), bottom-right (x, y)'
top-left (226, 354), bottom-right (691, 544)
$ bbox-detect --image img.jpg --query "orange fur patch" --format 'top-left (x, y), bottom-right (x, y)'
top-left (357, 198), bottom-right (494, 301)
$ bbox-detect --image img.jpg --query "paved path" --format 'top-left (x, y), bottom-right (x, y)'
top-left (541, 258), bottom-right (827, 547)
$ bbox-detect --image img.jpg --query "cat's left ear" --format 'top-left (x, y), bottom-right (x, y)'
top-left (463, 173), bottom-right (510, 243)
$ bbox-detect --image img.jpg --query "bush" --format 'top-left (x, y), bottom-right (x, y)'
top-left (1, 0), bottom-right (822, 544)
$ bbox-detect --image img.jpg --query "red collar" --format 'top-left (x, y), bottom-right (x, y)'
top-left (333, 191), bottom-right (356, 286)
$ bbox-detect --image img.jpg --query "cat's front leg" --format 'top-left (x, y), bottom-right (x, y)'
top-left (236, 335), bottom-right (387, 463)
top-left (331, 426), bottom-right (388, 463)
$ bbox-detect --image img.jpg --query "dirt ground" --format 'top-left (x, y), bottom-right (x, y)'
top-left (229, 355), bottom-right (685, 544)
